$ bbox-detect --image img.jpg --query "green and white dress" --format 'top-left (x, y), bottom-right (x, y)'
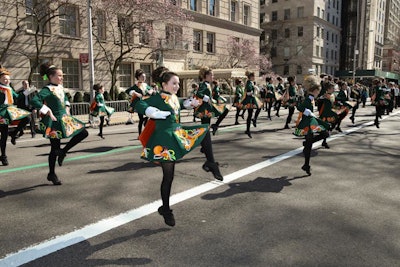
top-left (294, 95), bottom-right (329, 137)
top-left (134, 91), bottom-right (209, 162)
top-left (30, 84), bottom-right (86, 139)
top-left (237, 80), bottom-right (263, 109)
top-left (194, 81), bottom-right (227, 119)
top-left (0, 83), bottom-right (30, 125)
top-left (90, 92), bottom-right (114, 117)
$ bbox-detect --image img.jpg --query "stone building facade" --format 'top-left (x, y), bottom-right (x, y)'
top-left (0, 0), bottom-right (260, 97)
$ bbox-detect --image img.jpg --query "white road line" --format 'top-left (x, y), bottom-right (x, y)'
top-left (0, 112), bottom-right (396, 266)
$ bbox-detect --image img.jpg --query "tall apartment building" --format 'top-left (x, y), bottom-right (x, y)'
top-left (382, 0), bottom-right (400, 73)
top-left (260, 0), bottom-right (342, 83)
top-left (0, 0), bottom-right (260, 96)
top-left (338, 0), bottom-right (399, 83)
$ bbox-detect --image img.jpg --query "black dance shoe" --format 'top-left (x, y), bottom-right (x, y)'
top-left (336, 126), bottom-right (343, 132)
top-left (47, 173), bottom-right (62, 185)
top-left (322, 141), bottom-right (330, 149)
top-left (244, 130), bottom-right (252, 138)
top-left (252, 119), bottom-right (257, 127)
top-left (235, 121), bottom-right (239, 125)
top-left (10, 134), bottom-right (17, 145)
top-left (301, 165), bottom-right (311, 176)
top-left (0, 155), bottom-right (8, 166)
top-left (211, 124), bottom-right (218, 136)
top-left (350, 116), bottom-right (355, 124)
top-left (202, 161), bottom-right (223, 181)
top-left (284, 124), bottom-right (290, 129)
top-left (57, 150), bottom-right (66, 166)
top-left (97, 133), bottom-right (105, 139)
top-left (158, 206), bottom-right (175, 227)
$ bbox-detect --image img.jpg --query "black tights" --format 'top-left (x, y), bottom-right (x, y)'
top-left (160, 162), bottom-right (175, 210)
top-left (285, 106), bottom-right (295, 126)
top-left (266, 101), bottom-right (273, 118)
top-left (214, 109), bottom-right (229, 127)
top-left (303, 131), bottom-right (329, 167)
top-left (246, 109), bottom-right (254, 132)
top-left (48, 129), bottom-right (89, 174)
top-left (0, 125), bottom-right (7, 156)
top-left (99, 116), bottom-right (105, 136)
top-left (0, 117), bottom-right (29, 156)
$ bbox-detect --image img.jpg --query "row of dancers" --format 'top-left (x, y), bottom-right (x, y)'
top-left (0, 64), bottom-right (390, 227)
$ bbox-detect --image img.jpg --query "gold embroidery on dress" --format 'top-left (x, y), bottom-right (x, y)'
top-left (48, 85), bottom-right (65, 108)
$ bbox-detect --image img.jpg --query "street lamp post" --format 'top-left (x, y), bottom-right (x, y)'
top-left (352, 0), bottom-right (360, 85)
top-left (87, 0), bottom-right (95, 102)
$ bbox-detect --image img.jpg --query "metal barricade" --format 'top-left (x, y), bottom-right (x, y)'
top-left (69, 100), bottom-right (131, 127)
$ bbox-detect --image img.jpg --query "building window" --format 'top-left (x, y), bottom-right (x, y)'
top-left (316, 45), bottom-right (320, 57)
top-left (260, 0), bottom-right (266, 5)
top-left (140, 64), bottom-right (152, 84)
top-left (118, 63), bottom-right (132, 88)
top-left (139, 23), bottom-right (151, 45)
top-left (271, 47), bottom-right (277, 57)
top-left (284, 28), bottom-right (290, 38)
top-left (190, 0), bottom-right (198, 11)
top-left (271, 11), bottom-right (278, 21)
top-left (166, 25), bottom-right (183, 49)
top-left (317, 7), bottom-right (320, 17)
top-left (25, 0), bottom-right (50, 33)
top-left (284, 65), bottom-right (289, 75)
top-left (193, 30), bottom-right (202, 52)
top-left (272, 0), bottom-right (278, 3)
top-left (243, 5), bottom-right (250, 26)
top-left (118, 16), bottom-right (133, 43)
top-left (316, 26), bottom-right (320, 37)
top-left (95, 10), bottom-right (106, 40)
top-left (30, 58), bottom-right (50, 89)
top-left (284, 47), bottom-right (290, 58)
top-left (208, 0), bottom-right (217, 16)
top-left (298, 26), bottom-right (303, 37)
top-left (59, 4), bottom-right (79, 37)
top-left (297, 7), bottom-right (304, 18)
top-left (297, 65), bottom-right (302, 74)
top-left (326, 30), bottom-right (329, 41)
top-left (260, 13), bottom-right (265, 24)
top-left (271, 29), bottom-right (278, 40)
top-left (62, 59), bottom-right (80, 89)
top-left (230, 1), bottom-right (237, 22)
top-left (206, 32), bottom-right (215, 53)
top-left (296, 45), bottom-right (303, 55)
top-left (284, 9), bottom-right (290, 20)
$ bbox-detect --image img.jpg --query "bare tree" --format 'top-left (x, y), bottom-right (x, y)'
top-left (0, 0), bottom-right (72, 83)
top-left (92, 0), bottom-right (192, 99)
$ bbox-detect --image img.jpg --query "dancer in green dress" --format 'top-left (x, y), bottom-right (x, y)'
top-left (90, 83), bottom-right (114, 139)
top-left (233, 78), bottom-right (245, 125)
top-left (194, 66), bottom-right (229, 135)
top-left (294, 76), bottom-right (329, 175)
top-left (132, 67), bottom-right (223, 227)
top-left (0, 66), bottom-right (30, 166)
top-left (237, 71), bottom-right (263, 138)
top-left (31, 63), bottom-right (88, 185)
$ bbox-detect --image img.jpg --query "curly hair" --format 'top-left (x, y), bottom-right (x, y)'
top-left (199, 66), bottom-right (213, 80)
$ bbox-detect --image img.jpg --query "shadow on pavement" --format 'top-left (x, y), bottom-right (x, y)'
top-left (201, 175), bottom-right (308, 200)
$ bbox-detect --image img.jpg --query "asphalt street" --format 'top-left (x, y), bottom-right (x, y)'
top-left (0, 105), bottom-right (399, 267)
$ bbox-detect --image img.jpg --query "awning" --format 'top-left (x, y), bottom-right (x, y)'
top-left (335, 69), bottom-right (400, 80)
top-left (176, 68), bottom-right (247, 79)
